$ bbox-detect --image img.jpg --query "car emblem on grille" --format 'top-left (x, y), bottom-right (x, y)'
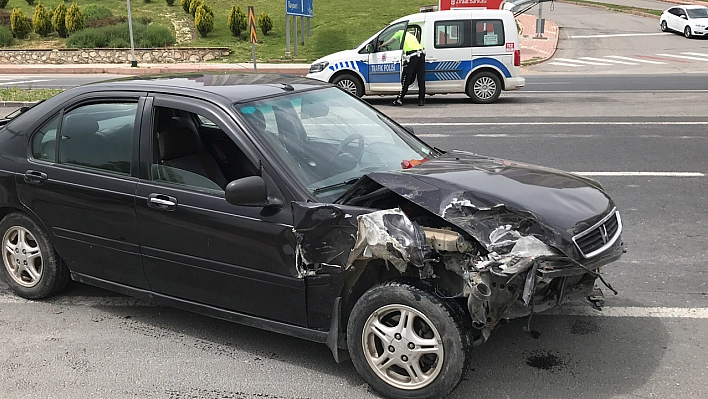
top-left (600, 224), bottom-right (609, 244)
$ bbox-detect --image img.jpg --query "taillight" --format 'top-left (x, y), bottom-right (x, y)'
top-left (514, 49), bottom-right (521, 67)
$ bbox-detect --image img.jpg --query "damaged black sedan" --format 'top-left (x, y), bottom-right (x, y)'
top-left (0, 74), bottom-right (623, 399)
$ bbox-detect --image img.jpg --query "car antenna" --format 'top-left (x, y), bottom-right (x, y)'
top-left (280, 83), bottom-right (295, 91)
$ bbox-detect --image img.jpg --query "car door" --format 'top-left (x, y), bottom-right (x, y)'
top-left (15, 93), bottom-right (148, 288)
top-left (427, 19), bottom-right (473, 93)
top-left (668, 8), bottom-right (682, 30)
top-left (677, 8), bottom-right (689, 31)
top-left (135, 94), bottom-right (308, 326)
top-left (368, 21), bottom-right (408, 93)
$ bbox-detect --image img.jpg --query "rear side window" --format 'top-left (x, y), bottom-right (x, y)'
top-left (474, 20), bottom-right (505, 47)
top-left (434, 20), bottom-right (471, 48)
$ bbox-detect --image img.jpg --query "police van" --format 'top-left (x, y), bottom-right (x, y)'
top-left (306, 9), bottom-right (525, 104)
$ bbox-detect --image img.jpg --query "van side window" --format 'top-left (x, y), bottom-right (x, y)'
top-left (473, 20), bottom-right (505, 47)
top-left (434, 20), bottom-right (470, 48)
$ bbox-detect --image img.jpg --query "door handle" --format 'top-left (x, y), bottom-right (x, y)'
top-left (147, 193), bottom-right (177, 211)
top-left (24, 170), bottom-right (48, 185)
top-left (426, 57), bottom-right (438, 61)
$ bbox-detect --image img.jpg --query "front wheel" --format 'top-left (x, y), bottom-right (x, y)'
top-left (332, 73), bottom-right (364, 98)
top-left (347, 281), bottom-right (472, 399)
top-left (684, 26), bottom-right (693, 38)
top-left (0, 213), bottom-right (68, 299)
top-left (660, 21), bottom-right (668, 32)
top-left (466, 71), bottom-right (502, 104)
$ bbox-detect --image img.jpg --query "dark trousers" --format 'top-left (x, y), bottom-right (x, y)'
top-left (396, 53), bottom-right (426, 101)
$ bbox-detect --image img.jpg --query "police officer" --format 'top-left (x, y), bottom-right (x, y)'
top-left (381, 29), bottom-right (426, 106)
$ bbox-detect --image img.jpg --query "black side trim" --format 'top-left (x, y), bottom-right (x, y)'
top-left (53, 227), bottom-right (140, 254)
top-left (70, 272), bottom-right (329, 344)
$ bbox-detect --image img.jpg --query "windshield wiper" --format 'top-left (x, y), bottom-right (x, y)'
top-left (313, 177), bottom-right (360, 195)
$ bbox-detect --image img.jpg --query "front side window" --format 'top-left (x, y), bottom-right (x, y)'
top-left (375, 21), bottom-right (408, 52)
top-left (32, 115), bottom-right (59, 162)
top-left (474, 20), bottom-right (505, 47)
top-left (235, 87), bottom-right (434, 201)
top-left (435, 20), bottom-right (468, 48)
top-left (59, 102), bottom-right (137, 175)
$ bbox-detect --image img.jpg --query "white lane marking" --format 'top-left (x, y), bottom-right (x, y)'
top-left (682, 52), bottom-right (708, 58)
top-left (2, 292), bottom-right (706, 319)
top-left (580, 57), bottom-right (638, 65)
top-left (544, 305), bottom-right (708, 318)
top-left (605, 55), bottom-right (666, 64)
top-left (0, 79), bottom-right (50, 86)
top-left (554, 58), bottom-right (613, 66)
top-left (570, 33), bottom-right (673, 38)
top-left (548, 62), bottom-right (584, 67)
top-left (656, 53), bottom-right (708, 62)
top-left (573, 172), bottom-right (704, 177)
top-left (407, 121), bottom-right (708, 126)
top-left (418, 133), bottom-right (705, 139)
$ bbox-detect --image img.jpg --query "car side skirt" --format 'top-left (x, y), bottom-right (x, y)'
top-left (70, 272), bottom-right (330, 345)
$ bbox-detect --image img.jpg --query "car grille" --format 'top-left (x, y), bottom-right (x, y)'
top-left (572, 209), bottom-right (622, 258)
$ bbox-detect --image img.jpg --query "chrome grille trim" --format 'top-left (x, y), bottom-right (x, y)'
top-left (572, 209), bottom-right (622, 259)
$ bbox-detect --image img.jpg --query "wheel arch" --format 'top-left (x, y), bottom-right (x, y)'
top-left (329, 69), bottom-right (366, 88)
top-left (465, 66), bottom-right (505, 91)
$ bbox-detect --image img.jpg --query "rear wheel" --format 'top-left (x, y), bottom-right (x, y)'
top-left (332, 73), bottom-right (364, 98)
top-left (685, 26), bottom-right (692, 38)
top-left (466, 71), bottom-right (502, 104)
top-left (660, 21), bottom-right (668, 32)
top-left (0, 213), bottom-right (68, 299)
top-left (347, 280), bottom-right (472, 399)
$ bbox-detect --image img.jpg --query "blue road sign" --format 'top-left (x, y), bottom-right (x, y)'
top-left (286, 0), bottom-right (313, 17)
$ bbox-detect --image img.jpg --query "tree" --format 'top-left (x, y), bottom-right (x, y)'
top-left (25, 0), bottom-right (35, 5)
top-left (180, 0), bottom-right (190, 14)
top-left (0, 0), bottom-right (9, 10)
top-left (10, 8), bottom-right (31, 39)
top-left (65, 2), bottom-right (84, 35)
top-left (53, 2), bottom-right (68, 38)
top-left (257, 12), bottom-right (272, 36)
top-left (188, 0), bottom-right (203, 17)
top-left (194, 4), bottom-right (213, 38)
top-left (33, 2), bottom-right (53, 37)
top-left (227, 5), bottom-right (247, 38)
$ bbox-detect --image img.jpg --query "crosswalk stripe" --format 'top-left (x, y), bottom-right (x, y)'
top-left (554, 58), bottom-right (612, 66)
top-left (656, 53), bottom-right (708, 62)
top-left (605, 55), bottom-right (665, 64)
top-left (548, 62), bottom-right (583, 67)
top-left (681, 52), bottom-right (708, 58)
top-left (580, 57), bottom-right (638, 65)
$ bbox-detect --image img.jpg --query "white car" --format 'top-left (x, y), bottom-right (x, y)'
top-left (660, 5), bottom-right (708, 38)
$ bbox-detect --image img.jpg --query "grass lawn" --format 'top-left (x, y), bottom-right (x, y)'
top-left (0, 87), bottom-right (62, 101)
top-left (2, 0), bottom-right (434, 62)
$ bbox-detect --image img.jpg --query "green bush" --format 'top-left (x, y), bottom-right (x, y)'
top-left (10, 8), bottom-right (31, 39)
top-left (82, 4), bottom-right (111, 22)
top-left (166, 0), bottom-right (175, 5)
top-left (0, 0), bottom-right (8, 9)
top-left (189, 0), bottom-right (203, 17)
top-left (67, 22), bottom-right (175, 48)
top-left (180, 0), bottom-right (190, 14)
top-left (0, 9), bottom-right (11, 27)
top-left (52, 2), bottom-right (67, 38)
top-left (257, 12), bottom-right (272, 36)
top-left (25, 0), bottom-right (35, 5)
top-left (194, 4), bottom-right (213, 38)
top-left (227, 5), bottom-right (246, 38)
top-left (65, 2), bottom-right (83, 35)
top-left (33, 2), bottom-right (53, 37)
top-left (0, 24), bottom-right (12, 45)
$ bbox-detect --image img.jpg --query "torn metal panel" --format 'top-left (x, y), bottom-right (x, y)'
top-left (347, 209), bottom-right (428, 273)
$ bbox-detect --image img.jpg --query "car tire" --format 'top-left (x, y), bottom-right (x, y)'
top-left (660, 21), bottom-right (668, 32)
top-left (466, 71), bottom-right (502, 104)
top-left (347, 280), bottom-right (472, 399)
top-left (0, 213), bottom-right (68, 299)
top-left (332, 73), bottom-right (364, 98)
top-left (684, 26), bottom-right (692, 38)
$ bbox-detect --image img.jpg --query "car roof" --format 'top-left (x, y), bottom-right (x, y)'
top-left (88, 73), bottom-right (332, 103)
top-left (680, 5), bottom-right (707, 9)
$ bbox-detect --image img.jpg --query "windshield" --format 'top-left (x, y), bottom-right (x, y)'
top-left (234, 87), bottom-right (433, 201)
top-left (687, 8), bottom-right (708, 18)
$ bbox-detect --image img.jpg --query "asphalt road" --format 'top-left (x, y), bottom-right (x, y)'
top-left (1, 74), bottom-right (707, 398)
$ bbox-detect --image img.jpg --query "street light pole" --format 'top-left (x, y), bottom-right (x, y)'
top-left (126, 0), bottom-right (138, 67)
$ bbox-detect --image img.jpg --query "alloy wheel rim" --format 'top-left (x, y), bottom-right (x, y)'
top-left (337, 80), bottom-right (358, 95)
top-left (361, 304), bottom-right (444, 390)
top-left (474, 77), bottom-right (496, 100)
top-left (685, 27), bottom-right (691, 37)
top-left (3, 226), bottom-right (43, 288)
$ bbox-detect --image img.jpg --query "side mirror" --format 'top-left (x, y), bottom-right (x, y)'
top-left (225, 176), bottom-right (268, 206)
top-left (366, 43), bottom-right (374, 53)
top-left (680, 14), bottom-right (687, 19)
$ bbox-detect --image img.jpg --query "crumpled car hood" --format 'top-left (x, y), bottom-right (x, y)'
top-left (354, 150), bottom-right (615, 258)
